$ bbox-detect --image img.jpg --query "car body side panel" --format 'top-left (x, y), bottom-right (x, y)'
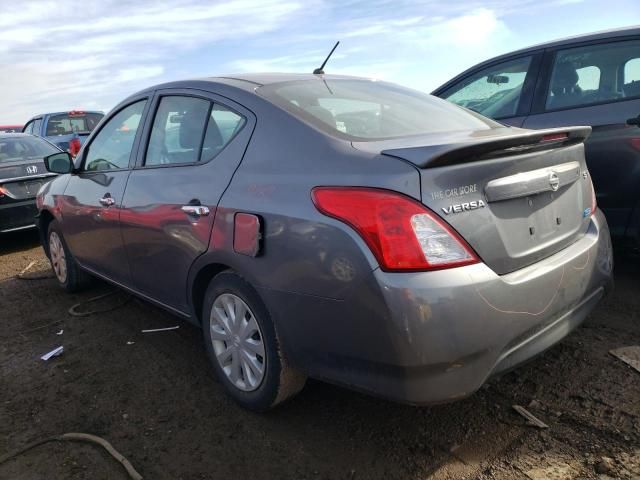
top-left (258, 210), bottom-right (612, 404)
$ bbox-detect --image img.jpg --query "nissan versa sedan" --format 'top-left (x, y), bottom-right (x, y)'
top-left (433, 27), bottom-right (640, 246)
top-left (0, 133), bottom-right (60, 233)
top-left (37, 74), bottom-right (613, 411)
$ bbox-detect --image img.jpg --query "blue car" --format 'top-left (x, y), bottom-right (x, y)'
top-left (22, 110), bottom-right (104, 154)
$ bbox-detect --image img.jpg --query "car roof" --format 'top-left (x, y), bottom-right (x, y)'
top-left (497, 26), bottom-right (639, 58)
top-left (433, 25), bottom-right (640, 93)
top-left (25, 110), bottom-right (104, 121)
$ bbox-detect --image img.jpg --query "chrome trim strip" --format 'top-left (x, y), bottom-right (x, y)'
top-left (485, 161), bottom-right (581, 203)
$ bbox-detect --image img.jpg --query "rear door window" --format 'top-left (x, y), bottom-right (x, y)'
top-left (83, 101), bottom-right (146, 171)
top-left (546, 39), bottom-right (640, 110)
top-left (145, 96), bottom-right (245, 166)
top-left (440, 56), bottom-right (533, 119)
top-left (32, 118), bottom-right (42, 135)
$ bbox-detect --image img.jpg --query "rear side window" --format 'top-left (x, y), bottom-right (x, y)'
top-left (146, 96), bottom-right (245, 166)
top-left (45, 112), bottom-right (103, 136)
top-left (440, 56), bottom-right (533, 119)
top-left (32, 118), bottom-right (42, 135)
top-left (0, 136), bottom-right (59, 163)
top-left (84, 101), bottom-right (146, 171)
top-left (259, 79), bottom-right (496, 141)
top-left (546, 39), bottom-right (640, 110)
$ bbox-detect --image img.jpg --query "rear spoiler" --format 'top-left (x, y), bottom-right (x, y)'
top-left (381, 126), bottom-right (591, 169)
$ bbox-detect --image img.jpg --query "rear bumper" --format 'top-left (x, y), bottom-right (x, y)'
top-left (265, 210), bottom-right (613, 405)
top-left (0, 198), bottom-right (37, 233)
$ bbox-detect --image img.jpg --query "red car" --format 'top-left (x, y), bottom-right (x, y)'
top-left (0, 125), bottom-right (24, 133)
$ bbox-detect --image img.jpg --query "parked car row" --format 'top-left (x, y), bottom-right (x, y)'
top-left (1, 27), bottom-right (630, 412)
top-left (0, 111), bottom-right (104, 233)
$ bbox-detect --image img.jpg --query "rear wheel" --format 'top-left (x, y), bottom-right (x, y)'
top-left (202, 272), bottom-right (306, 411)
top-left (47, 220), bottom-right (88, 292)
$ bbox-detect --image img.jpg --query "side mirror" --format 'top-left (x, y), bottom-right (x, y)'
top-left (44, 152), bottom-right (74, 174)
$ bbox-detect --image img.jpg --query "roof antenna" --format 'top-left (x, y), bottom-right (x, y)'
top-left (313, 41), bottom-right (340, 75)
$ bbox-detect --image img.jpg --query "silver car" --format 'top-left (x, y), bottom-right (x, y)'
top-left (37, 74), bottom-right (613, 411)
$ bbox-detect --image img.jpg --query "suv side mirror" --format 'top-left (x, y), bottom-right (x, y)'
top-left (44, 152), bottom-right (74, 174)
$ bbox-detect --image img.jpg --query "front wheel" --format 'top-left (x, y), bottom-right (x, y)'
top-left (202, 272), bottom-right (306, 411)
top-left (47, 220), bottom-right (88, 292)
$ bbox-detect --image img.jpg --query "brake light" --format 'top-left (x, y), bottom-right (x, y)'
top-left (311, 187), bottom-right (479, 271)
top-left (541, 132), bottom-right (568, 142)
top-left (68, 110), bottom-right (85, 116)
top-left (0, 185), bottom-right (6, 198)
top-left (69, 136), bottom-right (81, 157)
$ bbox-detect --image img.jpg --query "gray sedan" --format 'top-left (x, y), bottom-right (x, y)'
top-left (37, 74), bottom-right (613, 411)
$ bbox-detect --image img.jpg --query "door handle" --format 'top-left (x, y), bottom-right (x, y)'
top-left (181, 205), bottom-right (210, 217)
top-left (99, 195), bottom-right (115, 207)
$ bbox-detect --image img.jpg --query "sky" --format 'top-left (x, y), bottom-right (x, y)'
top-left (0, 0), bottom-right (639, 124)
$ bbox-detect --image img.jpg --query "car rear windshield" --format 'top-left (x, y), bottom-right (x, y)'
top-left (45, 112), bottom-right (104, 136)
top-left (0, 136), bottom-right (59, 163)
top-left (258, 79), bottom-right (497, 140)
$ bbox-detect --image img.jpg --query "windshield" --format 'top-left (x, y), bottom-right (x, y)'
top-left (45, 112), bottom-right (104, 136)
top-left (258, 79), bottom-right (497, 141)
top-left (0, 136), bottom-right (59, 163)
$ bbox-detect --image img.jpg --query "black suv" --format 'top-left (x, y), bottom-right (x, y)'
top-left (433, 27), bottom-right (640, 245)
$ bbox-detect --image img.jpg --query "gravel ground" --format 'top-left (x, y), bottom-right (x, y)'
top-left (1, 229), bottom-right (639, 480)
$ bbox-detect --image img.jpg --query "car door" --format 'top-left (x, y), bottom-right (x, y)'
top-left (522, 37), bottom-right (640, 238)
top-left (120, 89), bottom-right (254, 312)
top-left (61, 98), bottom-right (149, 283)
top-left (434, 52), bottom-right (542, 127)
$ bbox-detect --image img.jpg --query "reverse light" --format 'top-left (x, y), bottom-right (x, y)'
top-left (311, 187), bottom-right (479, 271)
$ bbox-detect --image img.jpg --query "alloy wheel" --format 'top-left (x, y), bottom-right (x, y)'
top-left (210, 293), bottom-right (266, 392)
top-left (49, 231), bottom-right (67, 283)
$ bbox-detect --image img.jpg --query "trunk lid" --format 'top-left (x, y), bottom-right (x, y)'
top-left (353, 126), bottom-right (593, 274)
top-left (0, 158), bottom-right (55, 199)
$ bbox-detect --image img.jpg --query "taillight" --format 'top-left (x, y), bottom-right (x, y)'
top-left (311, 187), bottom-right (479, 272)
top-left (0, 185), bottom-right (7, 198)
top-left (69, 135), bottom-right (81, 157)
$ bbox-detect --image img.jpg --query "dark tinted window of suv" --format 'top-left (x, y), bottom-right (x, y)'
top-left (46, 112), bottom-right (103, 136)
top-left (546, 39), bottom-right (640, 110)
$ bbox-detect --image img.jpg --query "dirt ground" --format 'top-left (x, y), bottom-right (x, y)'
top-left (1, 229), bottom-right (639, 480)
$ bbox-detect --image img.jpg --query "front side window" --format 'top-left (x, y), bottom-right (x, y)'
top-left (259, 79), bottom-right (496, 141)
top-left (84, 101), bottom-right (146, 172)
top-left (23, 122), bottom-right (34, 134)
top-left (547, 39), bottom-right (640, 110)
top-left (441, 56), bottom-right (533, 119)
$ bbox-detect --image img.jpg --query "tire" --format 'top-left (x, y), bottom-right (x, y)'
top-left (202, 271), bottom-right (306, 411)
top-left (47, 220), bottom-right (89, 293)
